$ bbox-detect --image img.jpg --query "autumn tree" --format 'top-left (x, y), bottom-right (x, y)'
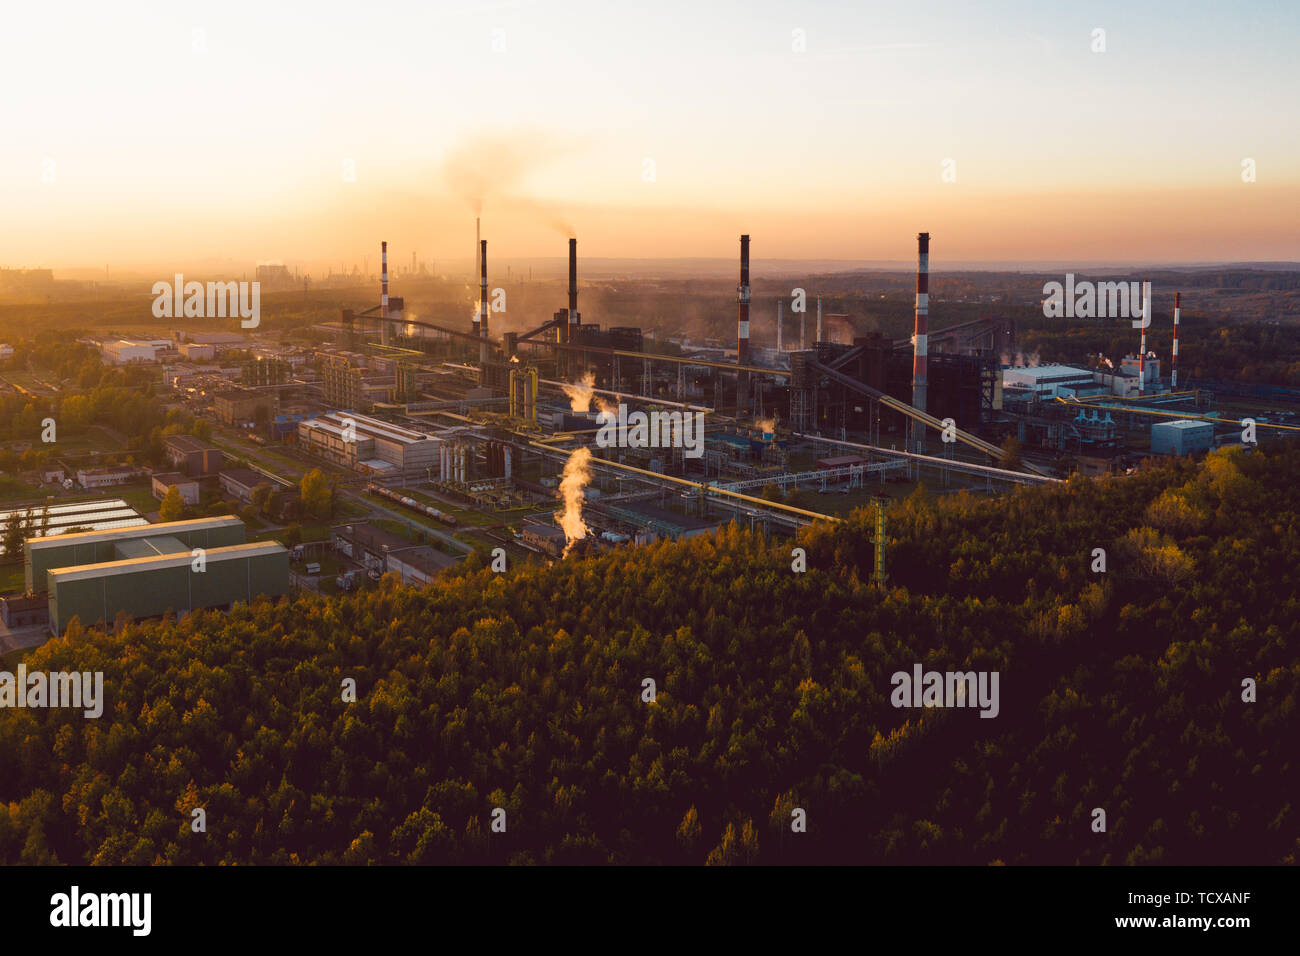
top-left (159, 485), bottom-right (185, 522)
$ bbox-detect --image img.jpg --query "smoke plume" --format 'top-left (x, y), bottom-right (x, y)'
top-left (561, 370), bottom-right (596, 413)
top-left (555, 447), bottom-right (593, 555)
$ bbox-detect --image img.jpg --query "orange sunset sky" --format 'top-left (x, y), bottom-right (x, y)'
top-left (3, 0), bottom-right (1297, 271)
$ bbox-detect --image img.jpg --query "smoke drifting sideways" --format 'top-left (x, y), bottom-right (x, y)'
top-left (441, 130), bottom-right (579, 238)
top-left (555, 447), bottom-right (594, 556)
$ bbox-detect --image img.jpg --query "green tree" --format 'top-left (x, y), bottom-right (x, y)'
top-left (2, 510), bottom-right (25, 559)
top-left (159, 485), bottom-right (185, 522)
top-left (300, 468), bottom-right (332, 519)
top-left (250, 482), bottom-right (274, 517)
top-left (1001, 435), bottom-right (1023, 470)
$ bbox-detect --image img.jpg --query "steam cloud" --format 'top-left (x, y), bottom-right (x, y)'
top-left (561, 370), bottom-right (597, 413)
top-left (555, 447), bottom-right (593, 555)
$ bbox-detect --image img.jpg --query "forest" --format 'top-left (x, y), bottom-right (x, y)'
top-left (0, 441), bottom-right (1296, 865)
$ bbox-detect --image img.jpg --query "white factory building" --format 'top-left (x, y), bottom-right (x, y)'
top-left (1003, 358), bottom-right (1164, 400)
top-left (297, 411), bottom-right (442, 478)
top-left (100, 338), bottom-right (170, 365)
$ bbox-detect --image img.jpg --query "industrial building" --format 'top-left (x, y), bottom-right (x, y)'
top-left (25, 517), bottom-right (288, 636)
top-left (151, 472), bottom-right (200, 506)
top-left (1151, 420), bottom-right (1214, 456)
top-left (100, 338), bottom-right (169, 365)
top-left (298, 412), bottom-right (442, 478)
top-left (331, 522), bottom-right (457, 587)
top-left (163, 435), bottom-right (224, 476)
top-left (219, 467), bottom-right (279, 503)
top-left (26, 515), bottom-right (247, 593)
top-left (75, 466), bottom-right (139, 489)
top-left (214, 387), bottom-right (279, 425)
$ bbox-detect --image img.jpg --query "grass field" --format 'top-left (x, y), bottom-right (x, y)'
top-left (0, 561), bottom-right (26, 595)
top-left (0, 476), bottom-right (41, 503)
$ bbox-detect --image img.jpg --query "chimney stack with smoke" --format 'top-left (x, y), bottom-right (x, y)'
top-left (381, 241), bottom-right (389, 319)
top-left (777, 300), bottom-right (783, 353)
top-left (1172, 291), bottom-right (1180, 389)
top-left (479, 239), bottom-right (489, 367)
top-left (568, 237), bottom-right (579, 326)
top-left (815, 295), bottom-right (822, 346)
top-left (912, 232), bottom-right (930, 451)
top-left (737, 234), bottom-right (751, 408)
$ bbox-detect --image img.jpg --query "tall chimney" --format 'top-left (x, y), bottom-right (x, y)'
top-left (776, 300), bottom-right (783, 353)
top-left (815, 295), bottom-right (822, 345)
top-left (1138, 282), bottom-right (1149, 396)
top-left (381, 241), bottom-right (389, 319)
top-left (799, 299), bottom-right (805, 351)
top-left (479, 239), bottom-right (489, 366)
top-left (912, 233), bottom-right (930, 450)
top-left (737, 235), bottom-right (750, 407)
top-left (568, 237), bottom-right (579, 330)
top-left (1172, 291), bottom-right (1180, 389)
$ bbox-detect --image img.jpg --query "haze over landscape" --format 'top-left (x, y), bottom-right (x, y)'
top-left (3, 0), bottom-right (1298, 273)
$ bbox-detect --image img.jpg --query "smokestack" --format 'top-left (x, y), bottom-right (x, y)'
top-left (737, 235), bottom-right (750, 408)
top-left (776, 300), bottom-right (783, 353)
top-left (1138, 283), bottom-right (1149, 396)
top-left (815, 295), bottom-right (822, 346)
top-left (381, 241), bottom-right (389, 319)
top-left (1172, 291), bottom-right (1180, 389)
top-left (568, 237), bottom-right (578, 321)
top-left (479, 239), bottom-right (489, 366)
top-left (912, 233), bottom-right (930, 450)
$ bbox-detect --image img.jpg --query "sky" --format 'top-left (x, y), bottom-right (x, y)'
top-left (2, 0), bottom-right (1297, 272)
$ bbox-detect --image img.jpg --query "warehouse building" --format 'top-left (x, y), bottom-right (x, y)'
top-left (25, 517), bottom-right (288, 637)
top-left (26, 515), bottom-right (246, 593)
top-left (46, 541), bottom-right (288, 636)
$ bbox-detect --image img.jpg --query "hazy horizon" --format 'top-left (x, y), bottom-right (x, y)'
top-left (4, 0), bottom-right (1298, 269)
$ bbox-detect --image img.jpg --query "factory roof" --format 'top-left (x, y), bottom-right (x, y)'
top-left (220, 467), bottom-right (271, 490)
top-left (163, 434), bottom-right (216, 453)
top-left (1153, 419), bottom-right (1214, 431)
top-left (114, 535), bottom-right (187, 560)
top-left (386, 546), bottom-right (458, 574)
top-left (620, 502), bottom-right (720, 533)
top-left (1002, 364), bottom-right (1094, 383)
top-left (152, 471), bottom-right (196, 487)
top-left (521, 518), bottom-right (567, 541)
top-left (318, 412), bottom-right (436, 445)
top-left (27, 515), bottom-right (244, 551)
top-left (46, 541), bottom-right (286, 583)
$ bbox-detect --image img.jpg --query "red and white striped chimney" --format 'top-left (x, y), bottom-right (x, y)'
top-left (737, 235), bottom-right (751, 363)
top-left (912, 232), bottom-right (930, 449)
top-left (737, 234), bottom-right (751, 409)
top-left (479, 239), bottom-right (489, 366)
top-left (1172, 291), bottom-right (1180, 389)
top-left (1138, 284), bottom-right (1148, 396)
top-left (381, 240), bottom-right (389, 319)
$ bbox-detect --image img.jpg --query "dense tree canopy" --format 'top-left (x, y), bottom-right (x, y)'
top-left (1, 443), bottom-right (1296, 865)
